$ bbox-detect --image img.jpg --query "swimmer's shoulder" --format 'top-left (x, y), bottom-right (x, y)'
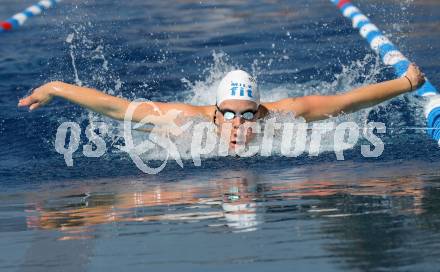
top-left (197, 105), bottom-right (216, 119)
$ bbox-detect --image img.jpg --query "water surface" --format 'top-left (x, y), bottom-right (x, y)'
top-left (1, 0), bottom-right (440, 271)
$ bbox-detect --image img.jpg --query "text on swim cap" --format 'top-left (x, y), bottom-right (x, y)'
top-left (230, 82), bottom-right (253, 98)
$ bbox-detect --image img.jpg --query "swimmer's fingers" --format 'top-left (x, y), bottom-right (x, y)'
top-left (18, 87), bottom-right (53, 111)
top-left (18, 96), bottom-right (41, 111)
top-left (18, 95), bottom-right (37, 108)
top-left (29, 102), bottom-right (42, 111)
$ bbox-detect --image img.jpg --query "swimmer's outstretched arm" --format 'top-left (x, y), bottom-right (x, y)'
top-left (268, 64), bottom-right (426, 122)
top-left (18, 81), bottom-right (212, 123)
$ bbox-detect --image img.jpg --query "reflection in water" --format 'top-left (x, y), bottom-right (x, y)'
top-left (0, 168), bottom-right (440, 270)
top-left (18, 173), bottom-right (440, 268)
top-left (25, 173), bottom-right (430, 236)
top-left (26, 174), bottom-right (265, 236)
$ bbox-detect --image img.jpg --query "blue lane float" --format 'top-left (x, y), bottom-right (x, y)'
top-left (330, 0), bottom-right (440, 144)
top-left (0, 0), bottom-right (61, 32)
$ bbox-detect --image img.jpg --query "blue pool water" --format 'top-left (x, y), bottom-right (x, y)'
top-left (1, 0), bottom-right (440, 271)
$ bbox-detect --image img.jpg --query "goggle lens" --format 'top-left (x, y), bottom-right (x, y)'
top-left (223, 111), bottom-right (235, 120)
top-left (242, 111), bottom-right (255, 120)
top-left (222, 110), bottom-right (255, 121)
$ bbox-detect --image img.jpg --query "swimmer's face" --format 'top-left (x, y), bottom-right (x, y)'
top-left (215, 100), bottom-right (260, 150)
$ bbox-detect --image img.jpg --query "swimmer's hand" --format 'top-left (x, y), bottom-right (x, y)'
top-left (405, 63), bottom-right (425, 91)
top-left (18, 82), bottom-right (55, 111)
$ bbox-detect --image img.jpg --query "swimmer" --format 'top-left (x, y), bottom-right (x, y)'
top-left (18, 64), bottom-right (425, 149)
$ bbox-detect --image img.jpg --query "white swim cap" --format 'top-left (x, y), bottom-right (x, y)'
top-left (216, 70), bottom-right (260, 106)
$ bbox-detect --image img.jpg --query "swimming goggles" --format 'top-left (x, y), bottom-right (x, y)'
top-left (216, 106), bottom-right (257, 121)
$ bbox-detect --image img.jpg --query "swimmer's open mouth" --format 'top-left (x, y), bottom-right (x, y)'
top-left (230, 140), bottom-right (245, 146)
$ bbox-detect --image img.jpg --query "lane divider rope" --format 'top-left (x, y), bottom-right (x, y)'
top-left (0, 0), bottom-right (61, 32)
top-left (330, 0), bottom-right (440, 143)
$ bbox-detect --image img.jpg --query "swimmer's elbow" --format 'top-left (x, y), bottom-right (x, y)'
top-left (106, 100), bottom-right (132, 121)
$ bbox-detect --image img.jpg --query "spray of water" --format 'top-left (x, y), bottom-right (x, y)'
top-left (62, 43), bottom-right (426, 162)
